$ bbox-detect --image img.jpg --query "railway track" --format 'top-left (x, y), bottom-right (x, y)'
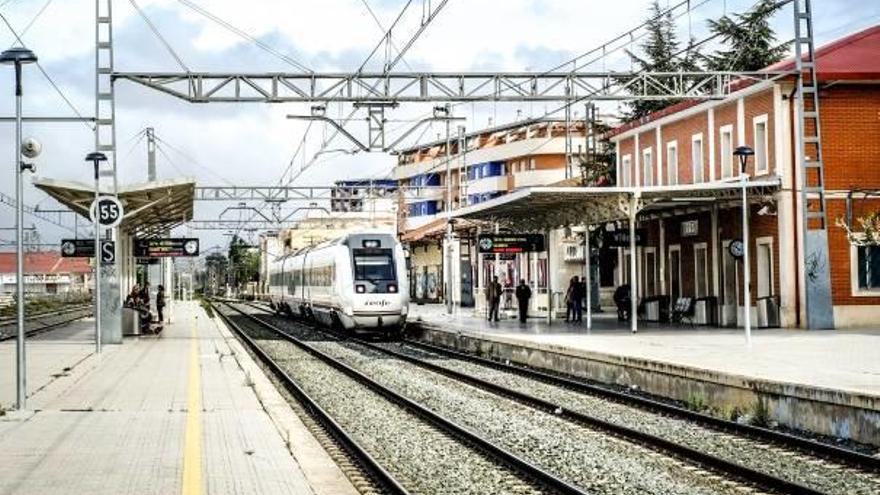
top-left (214, 300), bottom-right (581, 495)
top-left (0, 304), bottom-right (92, 341)
top-left (237, 301), bottom-right (880, 495)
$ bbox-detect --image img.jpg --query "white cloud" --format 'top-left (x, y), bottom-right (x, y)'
top-left (0, 0), bottom-right (876, 248)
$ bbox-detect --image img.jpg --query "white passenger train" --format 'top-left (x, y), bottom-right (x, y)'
top-left (266, 232), bottom-right (409, 333)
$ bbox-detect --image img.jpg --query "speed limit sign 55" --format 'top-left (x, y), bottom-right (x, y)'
top-left (89, 196), bottom-right (124, 228)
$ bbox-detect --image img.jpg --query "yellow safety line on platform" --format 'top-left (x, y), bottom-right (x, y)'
top-left (182, 318), bottom-right (203, 495)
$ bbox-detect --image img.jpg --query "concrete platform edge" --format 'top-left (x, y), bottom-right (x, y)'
top-left (210, 312), bottom-right (359, 495)
top-left (412, 322), bottom-right (880, 447)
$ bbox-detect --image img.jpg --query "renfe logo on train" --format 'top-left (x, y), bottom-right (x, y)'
top-left (364, 300), bottom-right (392, 307)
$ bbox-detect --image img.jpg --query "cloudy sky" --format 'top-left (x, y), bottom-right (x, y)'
top-left (0, 0), bottom-right (878, 251)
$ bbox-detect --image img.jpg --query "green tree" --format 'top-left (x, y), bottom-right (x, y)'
top-left (227, 235), bottom-right (260, 291)
top-left (703, 0), bottom-right (787, 71)
top-left (625, 0), bottom-right (702, 120)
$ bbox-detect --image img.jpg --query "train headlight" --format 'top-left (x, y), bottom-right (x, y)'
top-left (388, 284), bottom-right (397, 293)
top-left (356, 284), bottom-right (366, 294)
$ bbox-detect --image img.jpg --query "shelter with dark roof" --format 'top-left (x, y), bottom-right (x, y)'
top-left (453, 24), bottom-right (880, 330)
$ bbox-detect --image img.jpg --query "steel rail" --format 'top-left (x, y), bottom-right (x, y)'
top-left (0, 304), bottom-right (92, 341)
top-left (222, 301), bottom-right (589, 495)
top-left (402, 337), bottom-right (880, 473)
top-left (344, 336), bottom-right (826, 495)
top-left (211, 301), bottom-right (410, 495)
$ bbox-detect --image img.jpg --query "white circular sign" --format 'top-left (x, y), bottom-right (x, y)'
top-left (89, 195), bottom-right (124, 228)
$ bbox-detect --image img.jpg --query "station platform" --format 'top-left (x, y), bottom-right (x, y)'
top-left (0, 301), bottom-right (356, 495)
top-left (409, 303), bottom-right (880, 447)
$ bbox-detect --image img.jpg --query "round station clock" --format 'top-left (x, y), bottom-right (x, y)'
top-left (728, 239), bottom-right (745, 260)
top-left (61, 241), bottom-right (76, 256)
top-left (183, 240), bottom-right (199, 256)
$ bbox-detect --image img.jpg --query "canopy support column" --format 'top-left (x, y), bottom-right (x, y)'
top-left (546, 228), bottom-right (552, 326)
top-left (584, 224), bottom-right (592, 331)
top-left (619, 192), bottom-right (644, 333)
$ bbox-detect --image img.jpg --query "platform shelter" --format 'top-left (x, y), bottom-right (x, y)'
top-left (32, 176), bottom-right (195, 340)
top-left (451, 179), bottom-right (780, 333)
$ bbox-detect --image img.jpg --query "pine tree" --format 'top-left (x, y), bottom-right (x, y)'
top-left (625, 0), bottom-right (701, 120)
top-left (704, 0), bottom-right (787, 71)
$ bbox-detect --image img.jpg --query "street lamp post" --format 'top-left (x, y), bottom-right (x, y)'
top-left (1, 46), bottom-right (38, 410)
top-left (734, 146), bottom-right (755, 346)
top-left (86, 151), bottom-right (108, 354)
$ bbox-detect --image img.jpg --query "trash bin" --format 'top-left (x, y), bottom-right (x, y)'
top-left (757, 296), bottom-right (780, 328)
top-left (122, 307), bottom-right (140, 336)
top-left (693, 297), bottom-right (718, 326)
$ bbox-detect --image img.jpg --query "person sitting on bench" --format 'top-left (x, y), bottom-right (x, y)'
top-left (613, 284), bottom-right (631, 321)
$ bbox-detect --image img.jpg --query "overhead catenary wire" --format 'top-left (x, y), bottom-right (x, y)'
top-left (15, 0), bottom-right (53, 41)
top-left (415, 0), bottom-right (787, 179)
top-left (175, 0), bottom-right (312, 74)
top-left (358, 0), bottom-right (414, 72)
top-left (128, 0), bottom-right (190, 72)
top-left (0, 11), bottom-right (95, 131)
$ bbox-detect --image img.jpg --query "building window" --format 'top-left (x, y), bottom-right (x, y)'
top-left (666, 141), bottom-right (678, 186)
top-left (668, 245), bottom-right (681, 299)
top-left (691, 134), bottom-right (704, 183)
top-left (621, 154), bottom-right (632, 187)
top-left (754, 115), bottom-right (769, 174)
top-left (694, 242), bottom-right (709, 298)
top-left (756, 237), bottom-right (774, 298)
top-left (643, 247), bottom-right (657, 296)
top-left (720, 125), bottom-right (734, 179)
top-left (642, 148), bottom-right (654, 187)
top-left (852, 245), bottom-right (880, 295)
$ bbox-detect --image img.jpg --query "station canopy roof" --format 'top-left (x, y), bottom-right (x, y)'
top-left (33, 177), bottom-right (196, 237)
top-left (451, 177), bottom-right (781, 230)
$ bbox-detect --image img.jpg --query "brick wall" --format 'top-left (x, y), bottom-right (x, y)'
top-left (827, 198), bottom-right (880, 306)
top-left (821, 85), bottom-right (880, 190)
top-left (743, 91), bottom-right (776, 177)
top-left (652, 110), bottom-right (710, 185)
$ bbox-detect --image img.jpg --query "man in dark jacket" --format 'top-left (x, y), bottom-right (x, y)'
top-left (486, 276), bottom-right (502, 322)
top-left (515, 279), bottom-right (531, 323)
top-left (156, 284), bottom-right (166, 326)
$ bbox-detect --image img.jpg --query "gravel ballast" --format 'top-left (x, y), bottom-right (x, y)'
top-left (377, 341), bottom-right (880, 495)
top-left (262, 315), bottom-right (755, 495)
top-left (225, 312), bottom-right (546, 495)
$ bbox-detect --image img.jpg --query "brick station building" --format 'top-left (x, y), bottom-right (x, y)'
top-left (607, 25), bottom-right (880, 328)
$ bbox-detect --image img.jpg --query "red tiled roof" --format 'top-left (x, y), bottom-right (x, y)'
top-left (0, 251), bottom-right (91, 275)
top-left (767, 24), bottom-right (880, 80)
top-left (606, 24), bottom-right (880, 139)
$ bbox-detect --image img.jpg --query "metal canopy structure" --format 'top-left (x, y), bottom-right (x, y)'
top-left (32, 177), bottom-right (196, 237)
top-left (112, 71), bottom-right (792, 104)
top-left (451, 179), bottom-right (781, 229)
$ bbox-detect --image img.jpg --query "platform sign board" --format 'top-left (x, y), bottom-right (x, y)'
top-left (477, 234), bottom-right (545, 254)
top-left (133, 238), bottom-right (200, 258)
top-left (136, 258), bottom-right (160, 265)
top-left (89, 196), bottom-right (124, 229)
top-left (604, 229), bottom-right (646, 247)
top-left (60, 239), bottom-right (115, 264)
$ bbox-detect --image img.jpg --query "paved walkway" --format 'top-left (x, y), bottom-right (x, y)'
top-left (0, 301), bottom-right (350, 495)
top-left (0, 318), bottom-right (96, 410)
top-left (411, 304), bottom-right (880, 397)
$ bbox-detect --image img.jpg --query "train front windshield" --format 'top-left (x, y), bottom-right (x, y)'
top-left (353, 250), bottom-right (396, 281)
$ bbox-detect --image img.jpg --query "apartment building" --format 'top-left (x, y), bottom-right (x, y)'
top-left (393, 118), bottom-right (587, 306)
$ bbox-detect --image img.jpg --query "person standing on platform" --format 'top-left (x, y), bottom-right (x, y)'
top-left (568, 276), bottom-right (583, 323)
top-left (156, 285), bottom-right (166, 326)
top-left (515, 279), bottom-right (531, 324)
top-left (140, 282), bottom-right (151, 320)
top-left (486, 276), bottom-right (502, 322)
